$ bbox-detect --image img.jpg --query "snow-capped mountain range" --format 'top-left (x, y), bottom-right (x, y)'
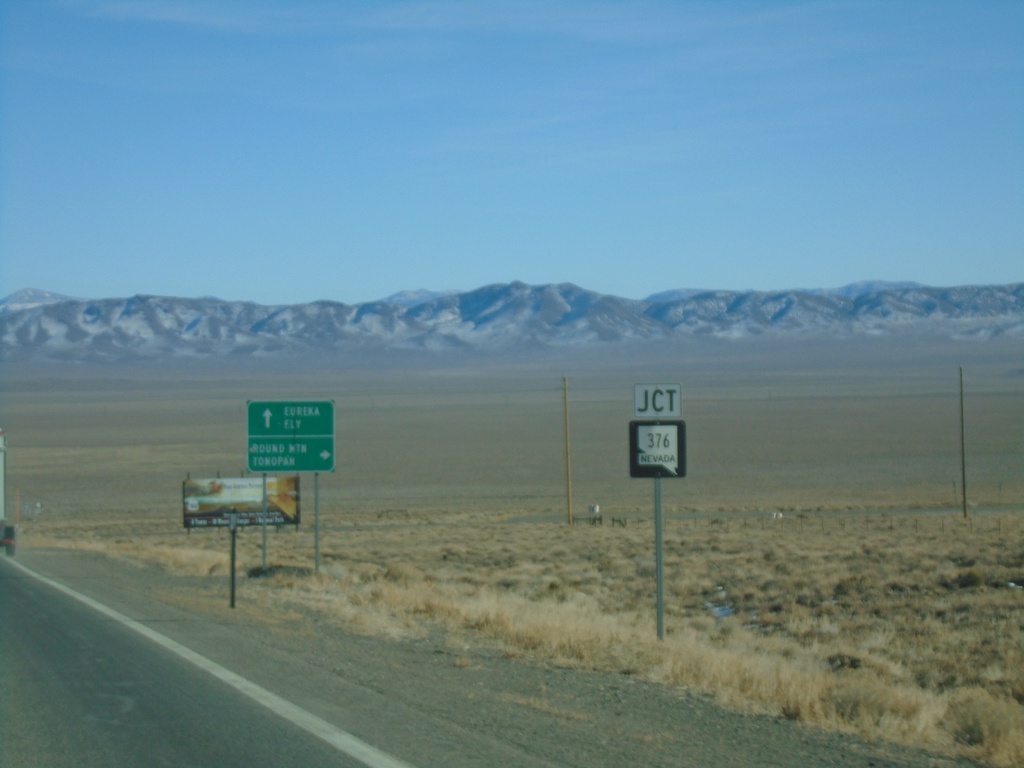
top-left (1, 281), bottom-right (1021, 363)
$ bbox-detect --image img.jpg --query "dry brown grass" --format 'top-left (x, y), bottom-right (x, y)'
top-left (22, 510), bottom-right (1024, 766)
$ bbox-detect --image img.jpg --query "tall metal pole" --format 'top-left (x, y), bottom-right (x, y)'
top-left (960, 366), bottom-right (968, 518)
top-left (563, 377), bottom-right (573, 525)
top-left (654, 476), bottom-right (665, 640)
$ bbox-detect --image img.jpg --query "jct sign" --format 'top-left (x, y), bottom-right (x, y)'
top-left (633, 383), bottom-right (682, 419)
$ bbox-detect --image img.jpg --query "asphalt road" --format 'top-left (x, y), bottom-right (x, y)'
top-left (0, 557), bottom-right (406, 768)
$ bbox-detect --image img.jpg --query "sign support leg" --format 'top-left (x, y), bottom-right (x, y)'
top-left (261, 473), bottom-right (268, 572)
top-left (654, 476), bottom-right (665, 640)
top-left (229, 514), bottom-right (237, 609)
top-left (314, 472), bottom-right (320, 573)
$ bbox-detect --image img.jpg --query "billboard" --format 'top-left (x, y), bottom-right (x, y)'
top-left (182, 476), bottom-right (300, 529)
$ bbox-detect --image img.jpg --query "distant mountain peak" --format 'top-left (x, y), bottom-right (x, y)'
top-left (808, 281), bottom-right (925, 299)
top-left (0, 288), bottom-right (80, 314)
top-left (646, 288), bottom-right (709, 303)
top-left (647, 282), bottom-right (926, 303)
top-left (381, 289), bottom-right (460, 308)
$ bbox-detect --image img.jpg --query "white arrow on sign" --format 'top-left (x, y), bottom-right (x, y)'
top-left (263, 408), bottom-right (273, 429)
top-left (320, 450), bottom-right (331, 461)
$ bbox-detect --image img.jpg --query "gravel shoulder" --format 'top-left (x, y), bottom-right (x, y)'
top-left (11, 548), bottom-right (984, 768)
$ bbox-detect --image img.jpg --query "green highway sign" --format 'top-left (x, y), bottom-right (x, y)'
top-left (247, 400), bottom-right (335, 473)
top-left (248, 400), bottom-right (335, 437)
top-left (248, 436), bottom-right (335, 472)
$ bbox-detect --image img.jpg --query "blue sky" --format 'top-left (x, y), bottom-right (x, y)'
top-left (2, 1), bottom-right (1021, 305)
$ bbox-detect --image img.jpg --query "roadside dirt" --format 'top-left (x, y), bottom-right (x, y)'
top-left (13, 548), bottom-right (985, 768)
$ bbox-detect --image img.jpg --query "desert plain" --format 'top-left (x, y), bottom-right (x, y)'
top-left (2, 333), bottom-right (1023, 766)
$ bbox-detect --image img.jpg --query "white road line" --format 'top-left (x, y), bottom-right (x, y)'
top-left (7, 558), bottom-right (416, 768)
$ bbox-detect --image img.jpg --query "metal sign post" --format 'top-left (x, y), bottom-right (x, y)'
top-left (630, 383), bottom-right (685, 640)
top-left (261, 473), bottom-right (268, 572)
top-left (229, 513), bottom-right (238, 609)
top-left (654, 476), bottom-right (665, 639)
top-left (314, 472), bottom-right (320, 573)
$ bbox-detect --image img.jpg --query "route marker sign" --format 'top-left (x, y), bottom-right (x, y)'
top-left (247, 400), bottom-right (335, 473)
top-left (629, 420), bottom-right (686, 478)
top-left (633, 383), bottom-right (682, 418)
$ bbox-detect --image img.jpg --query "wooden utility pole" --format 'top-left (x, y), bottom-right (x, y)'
top-left (563, 377), bottom-right (573, 525)
top-left (960, 366), bottom-right (968, 518)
